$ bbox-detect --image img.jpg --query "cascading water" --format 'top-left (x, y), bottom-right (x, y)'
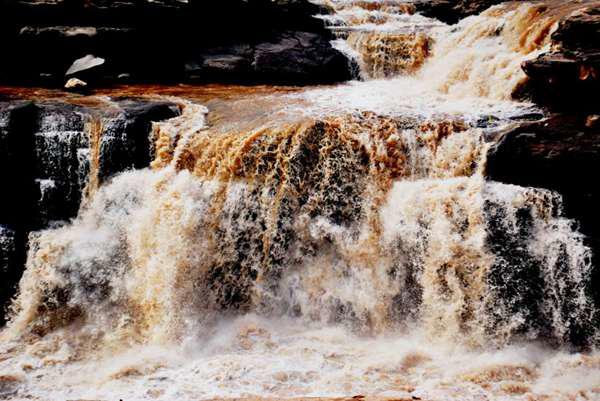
top-left (314, 0), bottom-right (443, 79)
top-left (0, 2), bottom-right (599, 401)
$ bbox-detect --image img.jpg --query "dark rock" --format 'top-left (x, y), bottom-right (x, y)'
top-left (0, 97), bottom-right (181, 323)
top-left (0, 0), bottom-right (347, 85)
top-left (185, 44), bottom-right (254, 81)
top-left (252, 31), bottom-right (352, 83)
top-left (486, 114), bottom-right (600, 239)
top-left (519, 6), bottom-right (600, 111)
top-left (0, 101), bottom-right (39, 229)
top-left (32, 102), bottom-right (89, 223)
top-left (29, 99), bottom-right (181, 223)
top-left (552, 6), bottom-right (600, 55)
top-left (0, 102), bottom-right (39, 325)
top-left (485, 114), bottom-right (600, 318)
top-left (184, 31), bottom-right (351, 84)
top-left (203, 55), bottom-right (250, 73)
top-left (415, 0), bottom-right (504, 24)
top-left (521, 52), bottom-right (600, 111)
top-left (98, 100), bottom-right (180, 181)
top-left (13, 25), bottom-right (136, 85)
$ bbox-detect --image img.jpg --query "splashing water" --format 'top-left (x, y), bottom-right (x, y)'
top-left (319, 1), bottom-right (564, 99)
top-left (0, 1), bottom-right (599, 400)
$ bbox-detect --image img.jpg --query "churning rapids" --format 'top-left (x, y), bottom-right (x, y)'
top-left (1, 1), bottom-right (599, 400)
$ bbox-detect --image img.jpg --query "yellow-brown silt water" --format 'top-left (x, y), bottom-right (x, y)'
top-left (0, 2), bottom-right (599, 401)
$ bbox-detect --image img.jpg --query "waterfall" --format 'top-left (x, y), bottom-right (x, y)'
top-left (5, 104), bottom-right (595, 346)
top-left (0, 2), bottom-right (598, 400)
top-left (318, 1), bottom-right (562, 99)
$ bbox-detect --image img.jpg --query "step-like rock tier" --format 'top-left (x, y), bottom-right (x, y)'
top-left (486, 114), bottom-right (600, 314)
top-left (416, 0), bottom-right (503, 24)
top-left (0, 97), bottom-right (180, 323)
top-left (0, 0), bottom-right (352, 86)
top-left (521, 6), bottom-right (600, 111)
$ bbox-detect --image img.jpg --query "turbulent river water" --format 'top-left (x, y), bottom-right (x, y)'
top-left (1, 1), bottom-right (599, 400)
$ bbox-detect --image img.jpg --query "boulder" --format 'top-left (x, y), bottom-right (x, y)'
top-left (184, 32), bottom-right (352, 84)
top-left (253, 32), bottom-right (352, 83)
top-left (415, 0), bottom-right (504, 24)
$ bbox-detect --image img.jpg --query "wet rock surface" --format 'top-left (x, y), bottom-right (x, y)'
top-left (0, 226), bottom-right (20, 325)
top-left (521, 6), bottom-right (600, 111)
top-left (0, 97), bottom-right (180, 323)
top-left (485, 115), bottom-right (600, 317)
top-left (185, 31), bottom-right (351, 84)
top-left (416, 0), bottom-right (505, 24)
top-left (0, 0), bottom-right (349, 86)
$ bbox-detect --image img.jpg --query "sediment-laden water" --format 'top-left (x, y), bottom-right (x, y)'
top-left (0, 2), bottom-right (598, 400)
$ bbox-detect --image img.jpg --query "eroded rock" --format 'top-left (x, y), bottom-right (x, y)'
top-left (252, 32), bottom-right (352, 83)
top-left (520, 4), bottom-right (600, 111)
top-left (0, 0), bottom-right (349, 85)
top-left (0, 97), bottom-right (180, 323)
top-left (485, 115), bottom-right (600, 317)
top-left (416, 0), bottom-right (504, 24)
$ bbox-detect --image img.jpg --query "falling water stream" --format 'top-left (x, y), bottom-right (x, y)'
top-left (0, 2), bottom-right (599, 400)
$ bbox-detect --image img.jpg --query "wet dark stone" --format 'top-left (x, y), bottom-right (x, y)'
top-left (0, 101), bottom-right (40, 325)
top-left (415, 0), bottom-right (504, 24)
top-left (485, 114), bottom-right (600, 335)
top-left (518, 7), bottom-right (600, 111)
top-left (0, 97), bottom-right (181, 323)
top-left (253, 32), bottom-right (352, 84)
top-left (0, 101), bottom-right (39, 228)
top-left (32, 102), bottom-right (89, 223)
top-left (0, 225), bottom-right (21, 326)
top-left (0, 0), bottom-right (348, 86)
top-left (521, 53), bottom-right (600, 112)
top-left (98, 100), bottom-right (180, 182)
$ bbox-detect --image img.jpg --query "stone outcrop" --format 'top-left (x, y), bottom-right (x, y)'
top-left (521, 5), bottom-right (600, 111)
top-left (0, 97), bottom-right (180, 323)
top-left (485, 114), bottom-right (600, 316)
top-left (185, 31), bottom-right (350, 83)
top-left (0, 0), bottom-right (350, 86)
top-left (415, 0), bottom-right (504, 24)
